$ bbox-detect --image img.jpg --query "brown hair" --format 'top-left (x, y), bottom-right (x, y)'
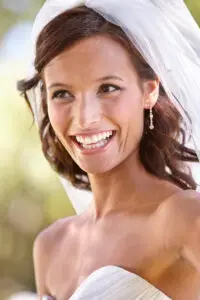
top-left (17, 6), bottom-right (199, 191)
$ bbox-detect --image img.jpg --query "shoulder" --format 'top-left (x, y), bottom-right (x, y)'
top-left (165, 190), bottom-right (200, 272)
top-left (33, 214), bottom-right (81, 260)
top-left (33, 216), bottom-right (75, 256)
top-left (161, 189), bottom-right (200, 221)
top-left (154, 189), bottom-right (200, 248)
top-left (33, 215), bottom-right (77, 295)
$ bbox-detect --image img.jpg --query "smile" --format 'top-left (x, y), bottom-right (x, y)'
top-left (71, 130), bottom-right (116, 153)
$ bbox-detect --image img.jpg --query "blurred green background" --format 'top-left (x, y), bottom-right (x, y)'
top-left (0, 0), bottom-right (199, 299)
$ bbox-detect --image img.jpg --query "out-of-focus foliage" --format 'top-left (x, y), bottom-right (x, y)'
top-left (0, 0), bottom-right (199, 299)
top-left (0, 1), bottom-right (75, 297)
top-left (185, 0), bottom-right (200, 23)
top-left (0, 0), bottom-right (44, 39)
top-left (0, 62), bottom-right (75, 299)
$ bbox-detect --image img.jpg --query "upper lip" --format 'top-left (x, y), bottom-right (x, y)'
top-left (70, 130), bottom-right (115, 137)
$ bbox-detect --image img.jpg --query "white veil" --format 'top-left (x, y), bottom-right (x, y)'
top-left (27, 0), bottom-right (200, 214)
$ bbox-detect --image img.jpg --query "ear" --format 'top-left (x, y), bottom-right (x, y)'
top-left (143, 79), bottom-right (160, 109)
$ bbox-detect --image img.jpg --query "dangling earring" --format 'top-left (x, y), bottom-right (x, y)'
top-left (149, 107), bottom-right (154, 130)
top-left (55, 136), bottom-right (59, 144)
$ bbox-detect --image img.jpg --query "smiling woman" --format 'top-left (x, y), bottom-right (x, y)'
top-left (42, 34), bottom-right (156, 175)
top-left (17, 1), bottom-right (200, 300)
top-left (18, 5), bottom-right (198, 191)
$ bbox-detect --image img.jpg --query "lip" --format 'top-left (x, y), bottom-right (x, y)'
top-left (71, 131), bottom-right (116, 155)
top-left (70, 130), bottom-right (115, 138)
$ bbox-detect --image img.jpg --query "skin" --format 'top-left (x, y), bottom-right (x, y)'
top-left (34, 35), bottom-right (200, 299)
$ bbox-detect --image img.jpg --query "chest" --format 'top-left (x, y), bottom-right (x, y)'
top-left (45, 217), bottom-right (174, 299)
top-left (45, 214), bottom-right (200, 300)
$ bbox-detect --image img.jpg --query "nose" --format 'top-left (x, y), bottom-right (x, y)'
top-left (74, 95), bottom-right (102, 129)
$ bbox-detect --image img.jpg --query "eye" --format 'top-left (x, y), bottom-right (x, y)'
top-left (51, 89), bottom-right (72, 101)
top-left (98, 84), bottom-right (121, 94)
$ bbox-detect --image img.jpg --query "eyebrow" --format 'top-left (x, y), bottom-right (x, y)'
top-left (47, 75), bottom-right (124, 90)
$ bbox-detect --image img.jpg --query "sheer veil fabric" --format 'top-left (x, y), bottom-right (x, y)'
top-left (27, 0), bottom-right (200, 214)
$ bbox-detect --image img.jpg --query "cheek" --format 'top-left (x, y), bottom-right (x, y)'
top-left (48, 104), bottom-right (70, 133)
top-left (118, 92), bottom-right (145, 145)
top-left (47, 104), bottom-right (73, 152)
top-left (116, 90), bottom-right (144, 124)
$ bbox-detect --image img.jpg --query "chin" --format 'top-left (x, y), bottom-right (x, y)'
top-left (76, 159), bottom-right (118, 175)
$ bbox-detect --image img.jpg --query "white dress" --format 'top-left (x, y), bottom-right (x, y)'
top-left (43, 265), bottom-right (171, 300)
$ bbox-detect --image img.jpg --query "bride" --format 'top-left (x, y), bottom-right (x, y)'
top-left (18, 0), bottom-right (200, 299)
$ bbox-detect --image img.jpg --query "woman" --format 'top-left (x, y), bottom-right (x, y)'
top-left (18, 0), bottom-right (200, 299)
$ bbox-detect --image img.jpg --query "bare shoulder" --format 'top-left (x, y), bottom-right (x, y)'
top-left (33, 215), bottom-right (78, 294)
top-left (33, 216), bottom-right (75, 255)
top-left (155, 189), bottom-right (200, 247)
top-left (160, 189), bottom-right (200, 221)
top-left (162, 189), bottom-right (200, 273)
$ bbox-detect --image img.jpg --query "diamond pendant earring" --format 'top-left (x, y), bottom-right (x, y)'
top-left (149, 107), bottom-right (154, 130)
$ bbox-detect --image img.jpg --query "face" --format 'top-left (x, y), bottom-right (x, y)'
top-left (43, 35), bottom-right (157, 174)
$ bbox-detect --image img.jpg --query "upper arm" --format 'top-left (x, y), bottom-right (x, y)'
top-left (33, 217), bottom-right (72, 298)
top-left (33, 230), bottom-right (51, 298)
top-left (182, 215), bottom-right (200, 273)
top-left (175, 190), bottom-right (200, 272)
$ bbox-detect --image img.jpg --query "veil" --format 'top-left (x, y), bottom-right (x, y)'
top-left (26, 0), bottom-right (200, 214)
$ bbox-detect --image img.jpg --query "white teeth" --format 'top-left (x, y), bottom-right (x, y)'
top-left (82, 139), bottom-right (108, 149)
top-left (103, 132), bottom-right (107, 139)
top-left (75, 131), bottom-right (113, 145)
top-left (91, 135), bottom-right (98, 143)
top-left (85, 137), bottom-right (91, 144)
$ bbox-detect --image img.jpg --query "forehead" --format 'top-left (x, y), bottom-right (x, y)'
top-left (43, 35), bottom-right (138, 82)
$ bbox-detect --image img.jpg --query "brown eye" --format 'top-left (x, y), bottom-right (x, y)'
top-left (52, 90), bottom-right (72, 100)
top-left (99, 84), bottom-right (121, 94)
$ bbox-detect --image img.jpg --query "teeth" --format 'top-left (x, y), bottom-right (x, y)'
top-left (75, 131), bottom-right (113, 145)
top-left (82, 139), bottom-right (108, 149)
top-left (92, 135), bottom-right (98, 143)
top-left (103, 132), bottom-right (107, 139)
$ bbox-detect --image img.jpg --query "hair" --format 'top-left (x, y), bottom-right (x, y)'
top-left (17, 5), bottom-right (199, 191)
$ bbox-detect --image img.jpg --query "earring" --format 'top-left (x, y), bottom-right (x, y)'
top-left (149, 107), bottom-right (154, 130)
top-left (55, 136), bottom-right (59, 144)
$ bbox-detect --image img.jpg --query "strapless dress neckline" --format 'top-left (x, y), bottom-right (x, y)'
top-left (43, 265), bottom-right (171, 299)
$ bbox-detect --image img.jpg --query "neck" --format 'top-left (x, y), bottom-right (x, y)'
top-left (86, 151), bottom-right (157, 221)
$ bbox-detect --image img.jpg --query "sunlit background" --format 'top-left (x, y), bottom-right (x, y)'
top-left (0, 0), bottom-right (200, 299)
